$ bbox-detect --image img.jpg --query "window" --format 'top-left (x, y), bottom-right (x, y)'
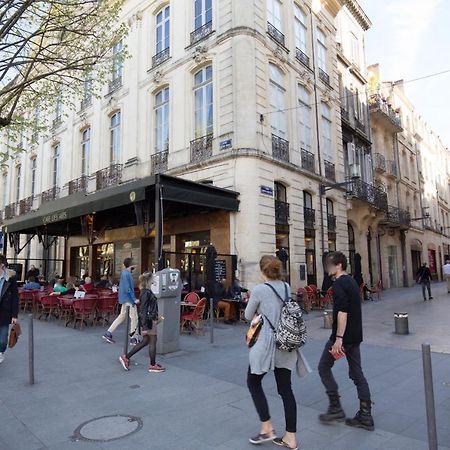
top-left (112, 40), bottom-right (123, 82)
top-left (317, 28), bottom-right (327, 72)
top-left (303, 191), bottom-right (313, 209)
top-left (195, 0), bottom-right (212, 29)
top-left (110, 112), bottom-right (121, 163)
top-left (55, 95), bottom-right (62, 122)
top-left (15, 165), bottom-right (21, 203)
top-left (2, 173), bottom-right (7, 207)
top-left (31, 158), bottom-right (37, 197)
top-left (269, 64), bottom-right (286, 138)
top-left (155, 87), bottom-right (170, 152)
top-left (326, 198), bottom-right (334, 216)
top-left (194, 66), bottom-right (213, 138)
top-left (81, 128), bottom-right (91, 175)
top-left (267, 0), bottom-right (282, 30)
top-left (275, 181), bottom-right (287, 202)
top-left (83, 73), bottom-right (92, 101)
top-left (156, 6), bottom-right (170, 54)
top-left (294, 4), bottom-right (307, 53)
top-left (350, 33), bottom-right (359, 66)
top-left (52, 144), bottom-right (60, 187)
top-left (298, 85), bottom-right (311, 150)
top-left (321, 102), bottom-right (333, 161)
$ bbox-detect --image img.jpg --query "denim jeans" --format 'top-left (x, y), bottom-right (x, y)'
top-left (421, 281), bottom-right (432, 299)
top-left (0, 325), bottom-right (9, 353)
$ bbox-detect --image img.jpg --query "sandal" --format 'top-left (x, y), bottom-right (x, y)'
top-left (273, 437), bottom-right (299, 450)
top-left (249, 431), bottom-right (277, 445)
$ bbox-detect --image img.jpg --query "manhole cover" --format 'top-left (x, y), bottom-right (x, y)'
top-left (72, 415), bottom-right (143, 443)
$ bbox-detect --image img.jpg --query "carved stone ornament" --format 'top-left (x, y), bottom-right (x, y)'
top-left (106, 96), bottom-right (118, 116)
top-left (273, 46), bottom-right (286, 64)
top-left (127, 11), bottom-right (143, 29)
top-left (299, 70), bottom-right (313, 88)
top-left (153, 70), bottom-right (163, 83)
top-left (321, 90), bottom-right (332, 104)
top-left (193, 45), bottom-right (208, 63)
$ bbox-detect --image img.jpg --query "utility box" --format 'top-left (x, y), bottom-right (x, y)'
top-left (152, 268), bottom-right (182, 354)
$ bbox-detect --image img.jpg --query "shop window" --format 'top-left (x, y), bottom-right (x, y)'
top-left (70, 246), bottom-right (90, 279)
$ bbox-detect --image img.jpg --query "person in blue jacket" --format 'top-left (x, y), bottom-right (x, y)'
top-left (103, 258), bottom-right (139, 344)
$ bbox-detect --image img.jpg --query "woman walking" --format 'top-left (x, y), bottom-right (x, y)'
top-left (245, 255), bottom-right (303, 450)
top-left (119, 272), bottom-right (165, 373)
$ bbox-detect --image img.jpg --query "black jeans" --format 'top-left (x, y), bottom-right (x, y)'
top-left (318, 340), bottom-right (371, 402)
top-left (421, 281), bottom-right (432, 299)
top-left (247, 366), bottom-right (297, 433)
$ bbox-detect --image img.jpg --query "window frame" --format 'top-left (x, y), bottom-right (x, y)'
top-left (193, 65), bottom-right (213, 139)
top-left (15, 165), bottom-right (21, 204)
top-left (267, 0), bottom-right (282, 31)
top-left (155, 5), bottom-right (170, 54)
top-left (110, 111), bottom-right (121, 163)
top-left (31, 158), bottom-right (37, 197)
top-left (112, 40), bottom-right (123, 82)
top-left (294, 3), bottom-right (307, 54)
top-left (269, 63), bottom-right (287, 138)
top-left (154, 87), bottom-right (170, 153)
top-left (316, 28), bottom-right (327, 72)
top-left (297, 84), bottom-right (312, 151)
top-left (194, 0), bottom-right (212, 30)
top-left (321, 102), bottom-right (333, 161)
top-left (81, 127), bottom-right (91, 176)
top-left (52, 144), bottom-right (61, 188)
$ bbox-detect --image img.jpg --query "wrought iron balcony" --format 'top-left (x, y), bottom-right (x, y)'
top-left (341, 107), bottom-right (349, 122)
top-left (4, 203), bottom-right (16, 219)
top-left (374, 153), bottom-right (386, 172)
top-left (108, 76), bottom-right (122, 94)
top-left (384, 205), bottom-right (411, 228)
top-left (275, 200), bottom-right (290, 225)
top-left (41, 187), bottom-right (60, 204)
top-left (368, 94), bottom-right (402, 131)
top-left (304, 207), bottom-right (315, 229)
top-left (152, 48), bottom-right (170, 68)
top-left (151, 149), bottom-right (169, 174)
top-left (68, 175), bottom-right (88, 195)
top-left (190, 134), bottom-right (213, 163)
top-left (301, 149), bottom-right (315, 173)
top-left (327, 214), bottom-right (337, 232)
top-left (95, 164), bottom-right (123, 191)
top-left (295, 48), bottom-right (309, 67)
top-left (324, 160), bottom-right (336, 181)
top-left (355, 117), bottom-right (366, 133)
top-left (267, 22), bottom-right (285, 46)
top-left (190, 21), bottom-right (213, 44)
top-left (346, 178), bottom-right (388, 212)
top-left (19, 197), bottom-right (33, 215)
top-left (52, 117), bottom-right (62, 130)
top-left (386, 160), bottom-right (398, 178)
top-left (318, 68), bottom-right (330, 85)
top-left (80, 96), bottom-right (92, 111)
top-left (272, 134), bottom-right (289, 163)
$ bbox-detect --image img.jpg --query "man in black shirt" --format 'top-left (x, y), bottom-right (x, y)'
top-left (318, 251), bottom-right (374, 431)
top-left (416, 262), bottom-right (433, 301)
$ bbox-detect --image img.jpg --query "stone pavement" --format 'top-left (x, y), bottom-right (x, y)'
top-left (1, 283), bottom-right (450, 450)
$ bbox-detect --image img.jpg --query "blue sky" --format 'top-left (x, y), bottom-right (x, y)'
top-left (360, 0), bottom-right (450, 147)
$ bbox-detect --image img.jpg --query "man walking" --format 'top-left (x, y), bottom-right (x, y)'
top-left (417, 262), bottom-right (433, 301)
top-left (443, 260), bottom-right (450, 294)
top-left (0, 254), bottom-right (19, 364)
top-left (318, 251), bottom-right (374, 431)
top-left (103, 258), bottom-right (139, 344)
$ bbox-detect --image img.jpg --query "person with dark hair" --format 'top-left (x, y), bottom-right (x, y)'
top-left (416, 262), bottom-right (433, 301)
top-left (318, 251), bottom-right (374, 431)
top-left (26, 264), bottom-right (40, 280)
top-left (0, 254), bottom-right (19, 364)
top-left (23, 276), bottom-right (41, 290)
top-left (102, 258), bottom-right (139, 344)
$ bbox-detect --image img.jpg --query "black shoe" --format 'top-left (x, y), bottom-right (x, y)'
top-left (345, 400), bottom-right (374, 431)
top-left (319, 393), bottom-right (346, 423)
top-left (423, 298), bottom-right (427, 302)
top-left (429, 297), bottom-right (433, 300)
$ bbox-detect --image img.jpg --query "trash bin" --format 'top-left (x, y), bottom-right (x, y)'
top-left (323, 309), bottom-right (333, 329)
top-left (394, 312), bottom-right (409, 335)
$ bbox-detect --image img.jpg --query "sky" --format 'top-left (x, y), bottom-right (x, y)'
top-left (359, 0), bottom-right (450, 147)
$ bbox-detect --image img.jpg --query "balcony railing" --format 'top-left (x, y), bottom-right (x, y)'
top-left (304, 207), bottom-right (315, 229)
top-left (95, 164), bottom-right (123, 191)
top-left (275, 200), bottom-right (290, 225)
top-left (4, 203), bottom-right (16, 220)
top-left (386, 160), bottom-right (398, 177)
top-left (355, 117), bottom-right (366, 133)
top-left (295, 48), bottom-right (309, 67)
top-left (68, 175), bottom-right (88, 195)
top-left (190, 21), bottom-right (213, 44)
top-left (318, 68), bottom-right (330, 85)
top-left (341, 107), bottom-right (349, 122)
top-left (108, 76), bottom-right (122, 94)
top-left (151, 149), bottom-right (169, 174)
top-left (190, 134), bottom-right (213, 163)
top-left (368, 94), bottom-right (402, 130)
top-left (346, 178), bottom-right (388, 212)
top-left (52, 117), bottom-right (62, 130)
top-left (327, 214), bottom-right (337, 232)
top-left (41, 187), bottom-right (60, 204)
top-left (267, 22), bottom-right (285, 46)
top-left (19, 197), bottom-right (33, 215)
top-left (324, 160), bottom-right (336, 181)
top-left (301, 149), bottom-right (315, 173)
top-left (80, 96), bottom-right (92, 111)
top-left (385, 205), bottom-right (411, 228)
top-left (374, 153), bottom-right (386, 172)
top-left (152, 47), bottom-right (170, 68)
top-left (272, 134), bottom-right (289, 163)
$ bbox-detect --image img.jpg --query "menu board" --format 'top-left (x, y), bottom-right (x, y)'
top-left (115, 240), bottom-right (141, 282)
top-left (214, 259), bottom-right (226, 281)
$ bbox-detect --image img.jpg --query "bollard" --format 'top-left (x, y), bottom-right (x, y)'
top-left (323, 310), bottom-right (333, 329)
top-left (28, 314), bottom-right (34, 385)
top-left (209, 297), bottom-right (214, 344)
top-left (422, 343), bottom-right (438, 450)
top-left (394, 312), bottom-right (409, 335)
top-left (123, 306), bottom-right (130, 356)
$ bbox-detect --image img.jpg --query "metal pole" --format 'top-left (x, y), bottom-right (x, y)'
top-left (28, 314), bottom-right (34, 385)
top-left (209, 297), bottom-right (214, 344)
top-left (123, 306), bottom-right (130, 356)
top-left (422, 343), bottom-right (438, 450)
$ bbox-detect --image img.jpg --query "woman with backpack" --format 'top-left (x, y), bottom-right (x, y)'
top-left (245, 255), bottom-right (308, 450)
top-left (119, 272), bottom-right (165, 373)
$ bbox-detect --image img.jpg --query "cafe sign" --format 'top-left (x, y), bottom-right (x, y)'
top-left (43, 210), bottom-right (68, 225)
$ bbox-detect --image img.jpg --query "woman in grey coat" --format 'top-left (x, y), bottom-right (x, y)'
top-left (245, 255), bottom-right (300, 450)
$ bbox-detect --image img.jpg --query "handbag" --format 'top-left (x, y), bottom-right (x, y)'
top-left (8, 323), bottom-right (22, 348)
top-left (246, 315), bottom-right (263, 348)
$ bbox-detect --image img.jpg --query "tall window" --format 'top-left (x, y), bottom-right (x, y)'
top-left (321, 102), bottom-right (333, 161)
top-left (155, 87), bottom-right (170, 152)
top-left (195, 0), bottom-right (212, 29)
top-left (52, 144), bottom-right (60, 188)
top-left (15, 165), bottom-right (21, 203)
top-left (269, 64), bottom-right (286, 138)
top-left (2, 173), bottom-right (7, 207)
top-left (275, 181), bottom-right (287, 202)
top-left (112, 40), bottom-right (123, 82)
top-left (294, 4), bottom-right (307, 53)
top-left (267, 0), bottom-right (282, 30)
top-left (298, 85), bottom-right (311, 150)
top-left (350, 33), bottom-right (359, 66)
top-left (110, 111), bottom-right (121, 163)
top-left (304, 191), bottom-right (313, 209)
top-left (81, 128), bottom-right (91, 175)
top-left (194, 66), bottom-right (213, 138)
top-left (326, 198), bottom-right (334, 216)
top-left (317, 28), bottom-right (327, 72)
top-left (83, 73), bottom-right (92, 100)
top-left (31, 158), bottom-right (37, 197)
top-left (156, 6), bottom-right (170, 54)
top-left (55, 95), bottom-right (62, 122)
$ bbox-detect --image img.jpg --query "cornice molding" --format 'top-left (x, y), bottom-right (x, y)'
top-left (343, 0), bottom-right (372, 31)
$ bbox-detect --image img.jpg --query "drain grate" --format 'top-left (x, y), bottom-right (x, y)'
top-left (72, 414), bottom-right (143, 443)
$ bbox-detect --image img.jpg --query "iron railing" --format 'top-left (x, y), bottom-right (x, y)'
top-left (368, 94), bottom-right (402, 129)
top-left (108, 76), bottom-right (122, 94)
top-left (68, 176), bottom-right (88, 195)
top-left (341, 107), bottom-right (349, 122)
top-left (190, 21), bottom-right (213, 44)
top-left (272, 134), bottom-right (289, 163)
top-left (346, 178), bottom-right (388, 212)
top-left (327, 214), bottom-right (337, 232)
top-left (295, 48), bottom-right (309, 67)
top-left (304, 207), bottom-right (315, 229)
top-left (190, 134), bottom-right (213, 163)
top-left (151, 150), bottom-right (169, 174)
top-left (19, 197), bottom-right (33, 215)
top-left (41, 187), bottom-right (60, 204)
top-left (80, 96), bottom-right (92, 110)
top-left (4, 203), bottom-right (16, 219)
top-left (267, 22), bottom-right (285, 46)
top-left (95, 164), bottom-right (123, 190)
top-left (152, 48), bottom-right (170, 68)
top-left (386, 160), bottom-right (397, 177)
top-left (301, 149), bottom-right (315, 173)
top-left (275, 200), bottom-right (290, 225)
top-left (355, 117), bottom-right (366, 133)
top-left (385, 205), bottom-right (411, 228)
top-left (374, 153), bottom-right (386, 172)
top-left (324, 160), bottom-right (336, 181)
top-left (318, 68), bottom-right (330, 85)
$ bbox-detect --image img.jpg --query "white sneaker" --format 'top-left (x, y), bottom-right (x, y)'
top-left (0, 353), bottom-right (4, 364)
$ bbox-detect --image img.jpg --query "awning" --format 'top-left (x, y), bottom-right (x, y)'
top-left (1, 174), bottom-right (240, 236)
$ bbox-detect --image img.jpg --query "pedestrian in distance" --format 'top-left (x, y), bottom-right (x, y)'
top-left (443, 260), bottom-right (450, 293)
top-left (0, 254), bottom-right (19, 364)
top-left (416, 262), bottom-right (433, 301)
top-left (119, 272), bottom-right (165, 373)
top-left (103, 258), bottom-right (139, 345)
top-left (318, 251), bottom-right (374, 431)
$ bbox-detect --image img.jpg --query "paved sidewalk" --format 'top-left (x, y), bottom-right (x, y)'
top-left (0, 283), bottom-right (450, 450)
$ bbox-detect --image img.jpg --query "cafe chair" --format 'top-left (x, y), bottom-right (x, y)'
top-left (96, 296), bottom-right (118, 326)
top-left (184, 292), bottom-right (200, 305)
top-left (38, 295), bottom-right (60, 321)
top-left (180, 298), bottom-right (206, 334)
top-left (73, 298), bottom-right (97, 329)
top-left (19, 291), bottom-right (35, 312)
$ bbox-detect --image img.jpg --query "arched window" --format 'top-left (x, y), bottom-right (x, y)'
top-left (110, 111), bottom-right (121, 163)
top-left (155, 87), bottom-right (170, 152)
top-left (194, 65), bottom-right (213, 138)
top-left (269, 64), bottom-right (286, 138)
top-left (274, 181), bottom-right (287, 202)
top-left (81, 128), bottom-right (91, 176)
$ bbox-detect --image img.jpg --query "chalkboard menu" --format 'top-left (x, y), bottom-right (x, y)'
top-left (115, 240), bottom-right (141, 282)
top-left (214, 259), bottom-right (226, 281)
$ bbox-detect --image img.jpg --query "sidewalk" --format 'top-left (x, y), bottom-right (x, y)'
top-left (0, 283), bottom-right (449, 450)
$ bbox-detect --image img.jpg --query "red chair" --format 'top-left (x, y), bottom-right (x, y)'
top-left (19, 291), bottom-right (35, 312)
top-left (58, 296), bottom-right (74, 326)
top-left (38, 295), bottom-right (60, 320)
top-left (304, 286), bottom-right (318, 310)
top-left (323, 288), bottom-right (333, 308)
top-left (72, 298), bottom-right (97, 329)
top-left (184, 292), bottom-right (200, 304)
top-left (96, 296), bottom-right (118, 326)
top-left (181, 298), bottom-right (206, 334)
